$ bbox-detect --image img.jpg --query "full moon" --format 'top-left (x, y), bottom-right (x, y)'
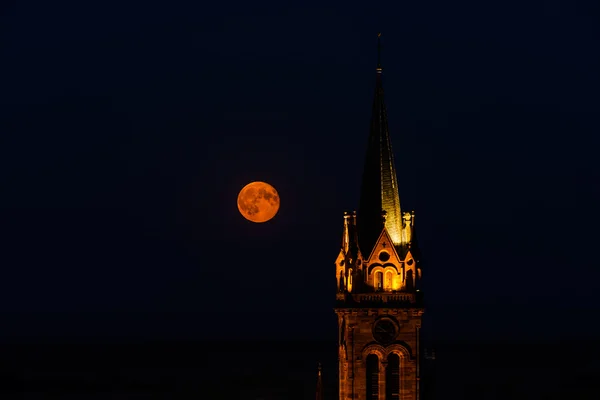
top-left (237, 181), bottom-right (280, 223)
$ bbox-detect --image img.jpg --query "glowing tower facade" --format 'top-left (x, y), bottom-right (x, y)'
top-left (334, 38), bottom-right (424, 400)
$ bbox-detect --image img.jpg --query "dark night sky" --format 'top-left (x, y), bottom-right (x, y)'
top-left (0, 1), bottom-right (599, 342)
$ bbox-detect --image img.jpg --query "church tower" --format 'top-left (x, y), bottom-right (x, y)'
top-left (334, 35), bottom-right (424, 400)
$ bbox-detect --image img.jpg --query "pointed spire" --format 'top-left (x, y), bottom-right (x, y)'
top-left (377, 32), bottom-right (382, 71)
top-left (342, 212), bottom-right (351, 254)
top-left (358, 33), bottom-right (404, 254)
top-left (316, 362), bottom-right (324, 400)
top-left (349, 211), bottom-right (360, 257)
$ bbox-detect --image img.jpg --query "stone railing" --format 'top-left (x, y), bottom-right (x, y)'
top-left (336, 292), bottom-right (421, 306)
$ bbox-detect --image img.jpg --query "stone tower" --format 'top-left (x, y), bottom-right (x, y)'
top-left (334, 35), bottom-right (424, 400)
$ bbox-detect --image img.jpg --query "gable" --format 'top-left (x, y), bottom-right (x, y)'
top-left (403, 250), bottom-right (415, 267)
top-left (366, 227), bottom-right (402, 267)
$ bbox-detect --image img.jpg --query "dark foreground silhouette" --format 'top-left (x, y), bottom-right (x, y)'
top-left (0, 338), bottom-right (598, 399)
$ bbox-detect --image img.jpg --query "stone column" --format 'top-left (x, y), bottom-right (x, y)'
top-left (379, 360), bottom-right (387, 400)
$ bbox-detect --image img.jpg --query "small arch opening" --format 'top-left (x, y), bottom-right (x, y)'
top-left (348, 268), bottom-right (353, 292)
top-left (406, 270), bottom-right (414, 291)
top-left (374, 271), bottom-right (383, 291)
top-left (384, 271), bottom-right (393, 291)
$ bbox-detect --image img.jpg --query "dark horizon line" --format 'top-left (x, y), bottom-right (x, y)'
top-left (1, 335), bottom-right (597, 345)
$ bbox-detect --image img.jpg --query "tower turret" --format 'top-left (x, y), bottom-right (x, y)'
top-left (341, 212), bottom-right (351, 254)
top-left (337, 34), bottom-right (421, 297)
top-left (335, 211), bottom-right (363, 293)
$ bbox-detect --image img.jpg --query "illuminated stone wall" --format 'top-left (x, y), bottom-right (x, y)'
top-left (335, 308), bottom-right (423, 400)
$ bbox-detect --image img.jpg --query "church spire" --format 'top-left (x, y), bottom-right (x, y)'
top-left (334, 38), bottom-right (425, 400)
top-left (315, 362), bottom-right (323, 400)
top-left (358, 33), bottom-right (404, 254)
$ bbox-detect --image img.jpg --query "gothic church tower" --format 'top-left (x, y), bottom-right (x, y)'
top-left (334, 36), bottom-right (424, 400)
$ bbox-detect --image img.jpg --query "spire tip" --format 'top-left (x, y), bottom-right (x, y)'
top-left (377, 33), bottom-right (382, 71)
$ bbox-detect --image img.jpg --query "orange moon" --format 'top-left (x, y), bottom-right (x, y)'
top-left (237, 181), bottom-right (280, 223)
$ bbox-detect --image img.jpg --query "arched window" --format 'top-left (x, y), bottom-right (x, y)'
top-left (385, 271), bottom-right (393, 291)
top-left (374, 271), bottom-right (383, 291)
top-left (366, 354), bottom-right (379, 400)
top-left (348, 268), bottom-right (353, 292)
top-left (386, 353), bottom-right (400, 400)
